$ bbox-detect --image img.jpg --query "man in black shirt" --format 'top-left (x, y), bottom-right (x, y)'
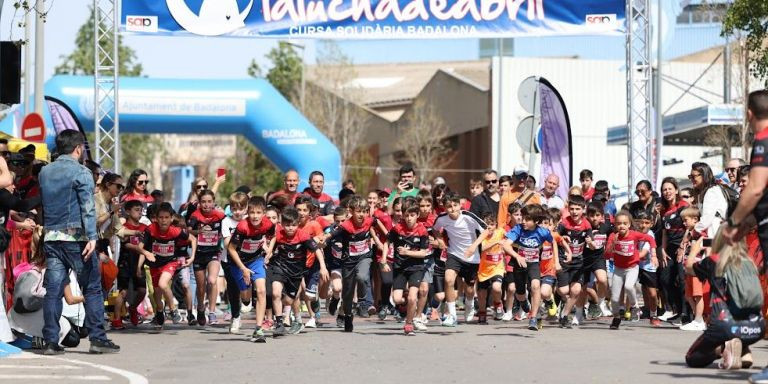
top-left (470, 169), bottom-right (500, 219)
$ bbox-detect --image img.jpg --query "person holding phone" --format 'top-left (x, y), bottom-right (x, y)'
top-left (387, 164), bottom-right (420, 207)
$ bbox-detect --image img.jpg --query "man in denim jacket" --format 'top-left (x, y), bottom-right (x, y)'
top-left (38, 130), bottom-right (119, 355)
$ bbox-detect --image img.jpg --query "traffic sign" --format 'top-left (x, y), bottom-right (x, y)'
top-left (20, 113), bottom-right (45, 142)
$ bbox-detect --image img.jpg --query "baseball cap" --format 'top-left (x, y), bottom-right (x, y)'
top-left (513, 165), bottom-right (529, 176)
top-left (234, 185), bottom-right (252, 195)
top-left (376, 188), bottom-right (392, 197)
top-left (433, 176), bottom-right (446, 186)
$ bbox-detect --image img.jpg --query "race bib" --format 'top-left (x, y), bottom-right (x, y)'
top-left (541, 245), bottom-right (553, 261)
top-left (484, 252), bottom-right (504, 263)
top-left (570, 242), bottom-right (585, 257)
top-left (520, 246), bottom-right (540, 263)
top-left (349, 239), bottom-right (369, 257)
top-left (129, 235), bottom-right (141, 246)
top-left (198, 230), bottom-right (219, 247)
top-left (332, 245), bottom-right (343, 259)
top-left (240, 238), bottom-right (262, 254)
top-left (440, 249), bottom-right (448, 262)
top-left (592, 234), bottom-right (607, 249)
top-left (615, 240), bottom-right (635, 257)
top-left (152, 243), bottom-right (175, 257)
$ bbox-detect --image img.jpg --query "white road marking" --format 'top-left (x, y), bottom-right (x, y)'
top-left (0, 374), bottom-right (110, 380)
top-left (47, 356), bottom-right (149, 384)
top-left (0, 364), bottom-right (81, 369)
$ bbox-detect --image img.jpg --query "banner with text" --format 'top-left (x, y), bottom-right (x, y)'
top-left (121, 0), bottom-right (626, 39)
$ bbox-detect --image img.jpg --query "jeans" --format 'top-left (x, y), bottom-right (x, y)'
top-left (43, 241), bottom-right (107, 344)
top-left (342, 257), bottom-right (373, 315)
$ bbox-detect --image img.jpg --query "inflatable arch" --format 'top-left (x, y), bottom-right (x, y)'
top-left (0, 75), bottom-right (342, 196)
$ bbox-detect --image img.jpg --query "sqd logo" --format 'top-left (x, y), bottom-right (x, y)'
top-left (166, 0), bottom-right (253, 36)
top-left (126, 15), bottom-right (158, 33)
top-left (586, 14), bottom-right (617, 24)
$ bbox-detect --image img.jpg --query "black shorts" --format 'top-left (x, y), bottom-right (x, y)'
top-left (193, 253), bottom-right (219, 272)
top-left (393, 268), bottom-right (426, 291)
top-left (513, 263), bottom-right (541, 293)
top-left (503, 271), bottom-right (516, 288)
top-left (556, 262), bottom-right (584, 288)
top-left (267, 267), bottom-right (302, 299)
top-left (445, 255), bottom-right (479, 284)
top-left (478, 275), bottom-right (503, 290)
top-left (639, 269), bottom-right (658, 289)
top-left (116, 253), bottom-right (145, 291)
top-left (325, 255), bottom-right (343, 272)
top-left (432, 261), bottom-right (446, 294)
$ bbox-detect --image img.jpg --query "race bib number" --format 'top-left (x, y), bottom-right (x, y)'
top-left (129, 235), bottom-right (141, 246)
top-left (615, 241), bottom-right (635, 257)
top-left (520, 247), bottom-right (540, 263)
top-left (387, 244), bottom-right (395, 262)
top-left (484, 252), bottom-right (504, 263)
top-left (152, 243), bottom-right (175, 257)
top-left (541, 245), bottom-right (553, 261)
top-left (240, 238), bottom-right (262, 254)
top-left (440, 249), bottom-right (448, 262)
top-left (570, 242), bottom-right (585, 257)
top-left (198, 230), bottom-right (219, 247)
top-left (349, 240), bottom-right (369, 257)
top-left (332, 245), bottom-right (343, 259)
top-left (592, 234), bottom-right (607, 249)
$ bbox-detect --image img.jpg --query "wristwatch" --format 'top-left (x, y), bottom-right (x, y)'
top-left (726, 217), bottom-right (740, 227)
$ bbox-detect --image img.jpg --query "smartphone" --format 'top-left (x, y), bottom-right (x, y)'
top-left (405, 182), bottom-right (413, 190)
top-left (217, 168), bottom-right (226, 178)
top-left (702, 238), bottom-right (712, 247)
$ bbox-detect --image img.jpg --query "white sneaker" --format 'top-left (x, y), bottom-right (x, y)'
top-left (600, 301), bottom-right (612, 317)
top-left (679, 320), bottom-right (706, 331)
top-left (305, 317), bottom-right (317, 328)
top-left (501, 311), bottom-right (513, 322)
top-left (441, 314), bottom-right (457, 327)
top-left (494, 306), bottom-right (504, 321)
top-left (229, 317), bottom-right (241, 334)
top-left (572, 311), bottom-right (582, 326)
top-left (418, 313), bottom-right (429, 325)
top-left (413, 319), bottom-right (428, 332)
top-left (241, 303), bottom-right (253, 313)
top-left (464, 307), bottom-right (476, 323)
top-left (658, 311), bottom-right (676, 321)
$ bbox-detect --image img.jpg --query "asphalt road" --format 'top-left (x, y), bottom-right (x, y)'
top-left (3, 313), bottom-right (768, 384)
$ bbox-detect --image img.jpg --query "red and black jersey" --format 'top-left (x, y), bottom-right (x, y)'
top-left (584, 221), bottom-right (614, 261)
top-left (388, 222), bottom-right (429, 271)
top-left (328, 217), bottom-right (376, 260)
top-left (304, 191), bottom-right (336, 216)
top-left (372, 209), bottom-right (393, 262)
top-left (143, 224), bottom-right (189, 267)
top-left (120, 221), bottom-right (147, 258)
top-left (187, 209), bottom-right (226, 258)
top-left (273, 227), bottom-right (319, 278)
top-left (751, 127), bottom-right (768, 223)
top-left (662, 200), bottom-right (689, 249)
top-left (15, 175), bottom-right (39, 200)
top-left (230, 217), bottom-right (274, 263)
top-left (557, 216), bottom-right (593, 263)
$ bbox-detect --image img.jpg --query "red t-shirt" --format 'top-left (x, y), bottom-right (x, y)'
top-left (299, 219), bottom-right (324, 266)
top-left (605, 230), bottom-right (657, 269)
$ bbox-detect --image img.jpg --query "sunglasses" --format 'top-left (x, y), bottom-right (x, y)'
top-left (137, 180), bottom-right (149, 185)
top-left (196, 185), bottom-right (208, 190)
top-left (484, 179), bottom-right (498, 184)
top-left (687, 174), bottom-right (701, 180)
top-left (680, 194), bottom-right (692, 199)
top-left (635, 189), bottom-right (649, 196)
top-left (111, 183), bottom-right (125, 190)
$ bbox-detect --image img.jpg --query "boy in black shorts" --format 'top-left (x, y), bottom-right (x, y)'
top-left (265, 207), bottom-right (328, 337)
top-left (580, 202), bottom-right (613, 321)
top-left (113, 200), bottom-right (147, 329)
top-left (557, 195), bottom-right (592, 328)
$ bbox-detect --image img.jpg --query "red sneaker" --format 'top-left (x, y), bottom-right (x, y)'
top-left (111, 318), bottom-right (125, 330)
top-left (650, 317), bottom-right (662, 327)
top-left (129, 307), bottom-right (140, 326)
top-left (262, 319), bottom-right (274, 330)
top-left (404, 323), bottom-right (415, 336)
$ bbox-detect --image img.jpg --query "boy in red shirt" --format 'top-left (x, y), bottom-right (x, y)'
top-left (187, 190), bottom-right (226, 326)
top-left (138, 203), bottom-right (197, 330)
top-left (604, 211), bottom-right (657, 329)
top-left (113, 200), bottom-right (147, 329)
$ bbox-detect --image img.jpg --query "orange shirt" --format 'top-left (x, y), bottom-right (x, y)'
top-left (497, 188), bottom-right (541, 228)
top-left (478, 229), bottom-right (507, 282)
top-left (299, 220), bottom-right (324, 267)
top-left (540, 233), bottom-right (562, 277)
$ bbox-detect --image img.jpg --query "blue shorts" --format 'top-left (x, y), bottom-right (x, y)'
top-left (541, 275), bottom-right (557, 287)
top-left (229, 258), bottom-right (266, 291)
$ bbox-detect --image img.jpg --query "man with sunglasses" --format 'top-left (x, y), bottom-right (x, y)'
top-left (470, 169), bottom-right (501, 219)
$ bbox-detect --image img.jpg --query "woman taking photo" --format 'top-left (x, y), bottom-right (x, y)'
top-left (689, 162), bottom-right (728, 239)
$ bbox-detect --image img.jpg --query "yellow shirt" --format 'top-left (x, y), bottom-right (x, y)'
top-left (478, 229), bottom-right (507, 282)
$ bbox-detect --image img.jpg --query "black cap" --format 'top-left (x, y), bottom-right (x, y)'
top-left (234, 185), bottom-right (252, 195)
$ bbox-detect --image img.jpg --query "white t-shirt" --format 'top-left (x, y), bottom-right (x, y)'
top-left (220, 216), bottom-right (241, 263)
top-left (433, 211), bottom-right (486, 264)
top-left (539, 192), bottom-right (565, 210)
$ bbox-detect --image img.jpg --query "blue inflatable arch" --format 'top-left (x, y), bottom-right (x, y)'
top-left (4, 75), bottom-right (341, 197)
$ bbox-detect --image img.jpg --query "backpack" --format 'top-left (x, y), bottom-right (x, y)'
top-left (718, 184), bottom-right (739, 219)
top-left (725, 259), bottom-right (764, 319)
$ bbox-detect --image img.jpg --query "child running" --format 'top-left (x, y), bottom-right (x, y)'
top-left (187, 190), bottom-right (226, 325)
top-left (465, 214), bottom-right (506, 325)
top-left (540, 210), bottom-right (568, 321)
top-left (635, 211), bottom-right (661, 327)
top-left (604, 210), bottom-right (657, 330)
top-left (113, 200), bottom-right (148, 329)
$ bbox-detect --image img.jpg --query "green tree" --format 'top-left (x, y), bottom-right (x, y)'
top-left (55, 6), bottom-right (160, 173)
top-left (247, 42), bottom-right (302, 102)
top-left (216, 137), bottom-right (284, 201)
top-left (722, 0), bottom-right (768, 82)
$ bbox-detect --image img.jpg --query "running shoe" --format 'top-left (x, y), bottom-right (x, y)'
top-left (719, 338), bottom-right (742, 370)
top-left (630, 307), bottom-right (641, 322)
top-left (501, 311), bottom-right (513, 322)
top-left (262, 319), bottom-right (274, 330)
top-left (241, 302), bottom-right (253, 313)
top-left (336, 315), bottom-right (345, 328)
top-left (197, 310), bottom-right (206, 326)
top-left (154, 311), bottom-right (165, 328)
top-left (404, 323), bottom-right (415, 336)
top-left (610, 316), bottom-right (621, 330)
top-left (547, 301), bottom-right (558, 318)
top-left (536, 318), bottom-right (543, 330)
top-left (513, 310), bottom-right (524, 321)
top-left (657, 311), bottom-right (677, 321)
top-left (273, 322), bottom-right (287, 337)
top-left (519, 300), bottom-right (531, 315)
top-left (311, 300), bottom-right (321, 315)
top-left (413, 319), bottom-right (428, 332)
top-left (441, 314), bottom-right (457, 327)
top-left (600, 301), bottom-right (612, 317)
top-left (208, 312), bottom-right (218, 325)
top-left (251, 328), bottom-right (266, 343)
top-left (344, 315), bottom-right (354, 333)
top-left (650, 317), bottom-right (662, 327)
top-left (110, 318), bottom-right (125, 330)
top-left (288, 321), bottom-right (304, 335)
top-left (558, 316), bottom-right (571, 329)
top-left (129, 307), bottom-right (140, 326)
top-left (367, 306), bottom-right (377, 316)
top-left (573, 309), bottom-right (584, 326)
top-left (528, 318), bottom-right (538, 331)
top-left (188, 313), bottom-right (197, 326)
top-left (229, 317), bottom-right (241, 334)
top-left (430, 308), bottom-right (441, 321)
top-left (464, 306), bottom-right (477, 323)
top-left (749, 368), bottom-right (768, 384)
top-left (477, 311), bottom-right (488, 325)
top-left (494, 304), bottom-right (504, 321)
top-left (623, 309), bottom-right (631, 321)
top-left (305, 317), bottom-right (317, 329)
top-left (171, 309), bottom-right (182, 325)
top-left (680, 320), bottom-right (706, 331)
top-left (587, 303), bottom-right (601, 320)
top-left (329, 297), bottom-right (340, 316)
top-left (418, 313), bottom-right (429, 325)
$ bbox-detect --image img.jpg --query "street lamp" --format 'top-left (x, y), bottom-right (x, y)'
top-left (285, 41), bottom-right (306, 111)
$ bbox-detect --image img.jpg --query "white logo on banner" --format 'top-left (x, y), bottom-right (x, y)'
top-left (166, 0), bottom-right (253, 36)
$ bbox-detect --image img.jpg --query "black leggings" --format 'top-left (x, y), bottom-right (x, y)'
top-left (658, 245), bottom-right (685, 314)
top-left (379, 265), bottom-right (393, 309)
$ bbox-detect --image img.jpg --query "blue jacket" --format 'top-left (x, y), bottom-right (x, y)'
top-left (39, 155), bottom-right (98, 241)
